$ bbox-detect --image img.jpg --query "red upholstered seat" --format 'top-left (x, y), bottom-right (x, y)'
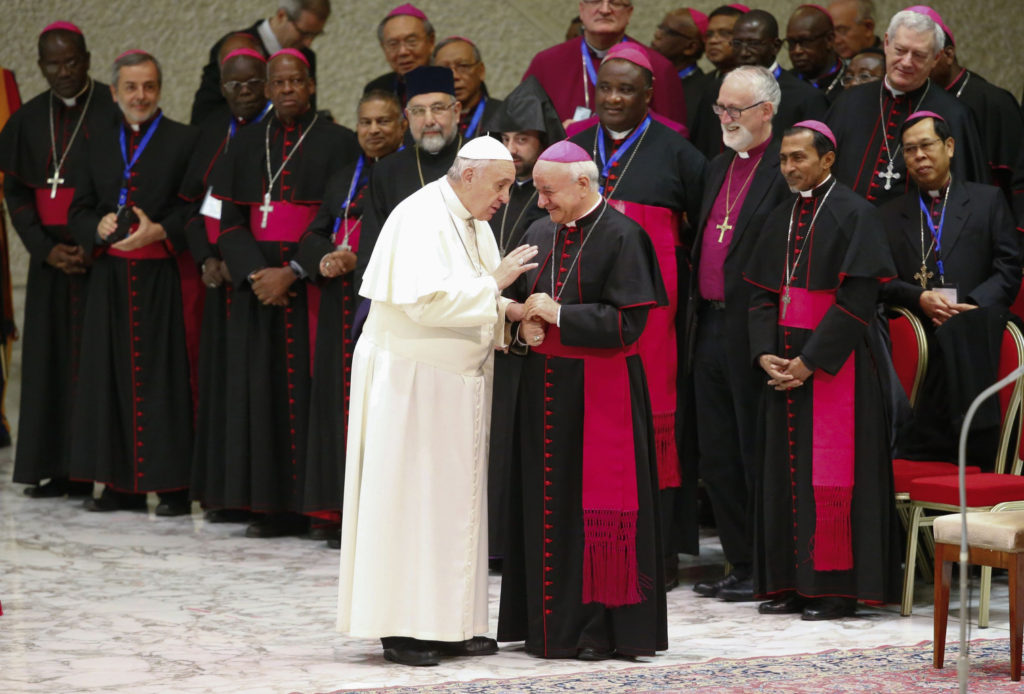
top-left (909, 473), bottom-right (1024, 508)
top-left (889, 311), bottom-right (923, 403)
top-left (1010, 277), bottom-right (1024, 323)
top-left (892, 460), bottom-right (981, 493)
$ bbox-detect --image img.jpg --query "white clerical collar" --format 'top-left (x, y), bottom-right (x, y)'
top-left (439, 177), bottom-right (473, 221)
top-left (883, 77), bottom-right (905, 97)
top-left (737, 150), bottom-right (750, 159)
top-left (567, 196), bottom-right (603, 227)
top-left (258, 18), bottom-right (282, 55)
top-left (516, 178), bottom-right (532, 187)
top-left (607, 127), bottom-right (634, 140)
top-left (129, 122), bottom-right (140, 132)
top-left (584, 39), bottom-right (611, 59)
top-left (60, 95), bottom-right (77, 107)
top-left (799, 175), bottom-right (833, 198)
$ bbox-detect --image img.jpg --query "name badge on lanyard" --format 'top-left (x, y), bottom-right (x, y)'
top-left (199, 186), bottom-right (222, 220)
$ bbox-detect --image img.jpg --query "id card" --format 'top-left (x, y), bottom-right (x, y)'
top-left (199, 186), bottom-right (222, 220)
top-left (572, 106), bottom-right (592, 121)
top-left (935, 285), bottom-right (958, 304)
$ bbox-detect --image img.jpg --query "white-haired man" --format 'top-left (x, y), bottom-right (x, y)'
top-left (337, 137), bottom-right (538, 667)
top-left (823, 7), bottom-right (985, 206)
top-left (684, 66), bottom-right (790, 603)
top-left (497, 140), bottom-right (668, 661)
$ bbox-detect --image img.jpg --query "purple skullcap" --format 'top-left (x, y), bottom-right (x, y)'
top-left (904, 5), bottom-right (954, 47)
top-left (602, 42), bottom-right (654, 74)
top-left (269, 48), bottom-right (309, 67)
top-left (792, 120), bottom-right (837, 148)
top-left (221, 48), bottom-right (266, 66)
top-left (798, 4), bottom-right (834, 27)
top-left (387, 3), bottom-right (427, 21)
top-left (115, 49), bottom-right (150, 62)
top-left (538, 140), bottom-right (591, 164)
top-left (728, 4), bottom-right (751, 12)
top-left (688, 9), bottom-right (709, 38)
top-left (40, 21), bottom-right (83, 36)
top-left (906, 110), bottom-right (946, 123)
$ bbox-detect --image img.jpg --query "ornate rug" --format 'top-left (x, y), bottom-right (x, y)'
top-left (333, 639), bottom-right (1020, 693)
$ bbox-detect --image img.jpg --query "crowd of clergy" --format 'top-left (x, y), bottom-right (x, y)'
top-left (3, 0), bottom-right (1024, 666)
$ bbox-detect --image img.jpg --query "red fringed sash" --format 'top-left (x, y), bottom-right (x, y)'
top-left (533, 325), bottom-right (644, 606)
top-left (778, 287), bottom-right (855, 572)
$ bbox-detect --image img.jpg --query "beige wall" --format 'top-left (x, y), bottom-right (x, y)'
top-left (1, 0), bottom-right (1022, 284)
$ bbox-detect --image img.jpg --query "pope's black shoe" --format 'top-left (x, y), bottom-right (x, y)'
top-left (758, 592), bottom-right (807, 615)
top-left (693, 571), bottom-right (748, 598)
top-left (433, 636), bottom-right (498, 657)
top-left (382, 637), bottom-right (441, 667)
top-left (802, 596), bottom-right (857, 621)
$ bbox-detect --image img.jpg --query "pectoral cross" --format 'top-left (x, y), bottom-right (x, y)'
top-left (781, 286), bottom-right (791, 319)
top-left (259, 193), bottom-right (274, 229)
top-left (716, 214), bottom-right (733, 243)
top-left (46, 173), bottom-right (65, 199)
top-left (879, 161), bottom-right (901, 191)
top-left (914, 264), bottom-right (933, 288)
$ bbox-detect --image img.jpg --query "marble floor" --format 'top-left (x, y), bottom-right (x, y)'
top-left (0, 282), bottom-right (1013, 693)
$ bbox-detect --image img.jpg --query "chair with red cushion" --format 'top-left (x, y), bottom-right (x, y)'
top-left (901, 321), bottom-right (1024, 620)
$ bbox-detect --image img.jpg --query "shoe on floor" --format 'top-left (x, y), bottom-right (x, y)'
top-left (576, 647), bottom-right (616, 661)
top-left (693, 570), bottom-right (749, 598)
top-left (758, 592), bottom-right (807, 615)
top-left (433, 636), bottom-right (498, 657)
top-left (245, 514), bottom-right (309, 538)
top-left (801, 596), bottom-right (857, 621)
top-left (204, 509), bottom-right (252, 524)
top-left (382, 637), bottom-right (441, 667)
top-left (83, 488), bottom-right (148, 512)
top-left (718, 575), bottom-right (756, 602)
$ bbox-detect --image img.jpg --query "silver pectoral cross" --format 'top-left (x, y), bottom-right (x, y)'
top-left (47, 173), bottom-right (65, 199)
top-left (716, 214), bottom-right (733, 243)
top-left (259, 193), bottom-right (274, 229)
top-left (879, 161), bottom-right (901, 191)
top-left (781, 286), bottom-right (791, 319)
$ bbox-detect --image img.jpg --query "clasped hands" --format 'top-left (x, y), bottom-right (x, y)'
top-left (511, 293), bottom-right (560, 347)
top-left (97, 206), bottom-right (166, 252)
top-left (919, 289), bottom-right (976, 327)
top-left (759, 354), bottom-right (812, 391)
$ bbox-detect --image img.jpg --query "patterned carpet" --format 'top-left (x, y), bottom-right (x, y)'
top-left (334, 639), bottom-right (1020, 693)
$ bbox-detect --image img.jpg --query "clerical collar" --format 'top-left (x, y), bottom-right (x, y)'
top-left (883, 77), bottom-right (905, 97)
top-left (439, 177), bottom-right (473, 221)
top-left (799, 174), bottom-right (833, 198)
top-left (737, 135), bottom-right (772, 160)
top-left (123, 109), bottom-right (161, 133)
top-left (257, 19), bottom-right (282, 55)
top-left (54, 78), bottom-right (91, 108)
top-left (925, 178), bottom-right (951, 198)
top-left (274, 106), bottom-right (316, 130)
top-left (607, 126), bottom-right (635, 141)
top-left (567, 195), bottom-right (603, 227)
top-left (516, 178), bottom-right (532, 187)
top-left (584, 39), bottom-right (613, 59)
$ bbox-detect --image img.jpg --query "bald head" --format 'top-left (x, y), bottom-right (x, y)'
top-left (732, 10), bottom-right (782, 68)
top-left (828, 0), bottom-right (876, 60)
top-left (267, 53), bottom-right (314, 122)
top-left (651, 9), bottom-right (704, 68)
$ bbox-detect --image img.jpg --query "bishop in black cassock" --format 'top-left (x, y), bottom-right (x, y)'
top-left (879, 113), bottom-right (1021, 468)
top-left (302, 90), bottom-right (407, 545)
top-left (745, 123), bottom-right (901, 620)
top-left (479, 76), bottom-right (564, 565)
top-left (68, 51), bottom-right (199, 513)
top-left (213, 50), bottom-right (358, 537)
top-left (824, 9), bottom-right (986, 206)
top-left (0, 23), bottom-right (115, 496)
top-left (498, 141), bottom-right (668, 659)
top-left (179, 49), bottom-right (273, 518)
top-left (568, 46), bottom-right (707, 585)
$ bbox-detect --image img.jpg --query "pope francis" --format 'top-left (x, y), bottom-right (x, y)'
top-left (337, 136), bottom-right (539, 666)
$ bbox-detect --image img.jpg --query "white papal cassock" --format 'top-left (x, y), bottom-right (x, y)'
top-left (337, 176), bottom-right (512, 641)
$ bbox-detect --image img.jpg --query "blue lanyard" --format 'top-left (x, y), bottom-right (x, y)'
top-left (808, 61), bottom-right (840, 89)
top-left (118, 111), bottom-right (163, 207)
top-left (919, 192), bottom-right (949, 280)
top-left (332, 154), bottom-right (367, 239)
top-left (228, 101), bottom-right (273, 140)
top-left (678, 65), bottom-right (697, 80)
top-left (596, 115), bottom-right (651, 195)
top-left (464, 97), bottom-right (486, 138)
top-left (581, 38), bottom-right (628, 95)
top-left (772, 65), bottom-right (782, 80)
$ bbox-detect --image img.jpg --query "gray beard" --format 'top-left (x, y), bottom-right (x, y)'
top-left (418, 128), bottom-right (456, 155)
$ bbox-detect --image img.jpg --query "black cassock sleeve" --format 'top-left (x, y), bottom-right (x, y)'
top-left (295, 194), bottom-right (337, 281)
top-left (218, 197), bottom-right (266, 289)
top-left (181, 198), bottom-right (214, 267)
top-left (747, 287), bottom-right (778, 366)
top-left (965, 190), bottom-right (1021, 308)
top-left (800, 276), bottom-right (879, 375)
top-left (67, 163), bottom-right (102, 255)
top-left (4, 176), bottom-right (56, 264)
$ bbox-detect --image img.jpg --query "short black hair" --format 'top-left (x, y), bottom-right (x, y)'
top-left (784, 126), bottom-right (836, 157)
top-left (900, 114), bottom-right (952, 141)
top-left (709, 5), bottom-right (746, 20)
top-left (359, 88), bottom-right (403, 115)
top-left (38, 28), bottom-right (87, 59)
top-left (737, 9), bottom-right (780, 40)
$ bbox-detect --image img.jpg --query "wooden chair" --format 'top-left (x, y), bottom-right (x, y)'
top-left (933, 507), bottom-right (1024, 680)
top-left (902, 322), bottom-right (1024, 619)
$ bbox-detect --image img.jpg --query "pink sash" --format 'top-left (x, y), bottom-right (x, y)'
top-left (533, 326), bottom-right (644, 607)
top-left (248, 200), bottom-right (317, 243)
top-left (34, 187), bottom-right (74, 226)
top-left (778, 287), bottom-right (855, 572)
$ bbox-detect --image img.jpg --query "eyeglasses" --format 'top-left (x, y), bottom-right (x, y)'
top-left (223, 78), bottom-right (266, 93)
top-left (730, 38), bottom-right (772, 51)
top-left (406, 101), bottom-right (456, 118)
top-left (383, 35), bottom-right (426, 53)
top-left (711, 100), bottom-right (765, 120)
top-left (287, 15), bottom-right (324, 42)
top-left (580, 0), bottom-right (633, 10)
top-left (437, 61), bottom-right (480, 74)
top-left (784, 31), bottom-right (831, 50)
top-left (903, 138), bottom-right (943, 156)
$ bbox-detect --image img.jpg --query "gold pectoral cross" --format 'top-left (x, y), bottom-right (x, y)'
top-left (914, 264), bottom-right (933, 288)
top-left (716, 214), bottom-right (733, 243)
